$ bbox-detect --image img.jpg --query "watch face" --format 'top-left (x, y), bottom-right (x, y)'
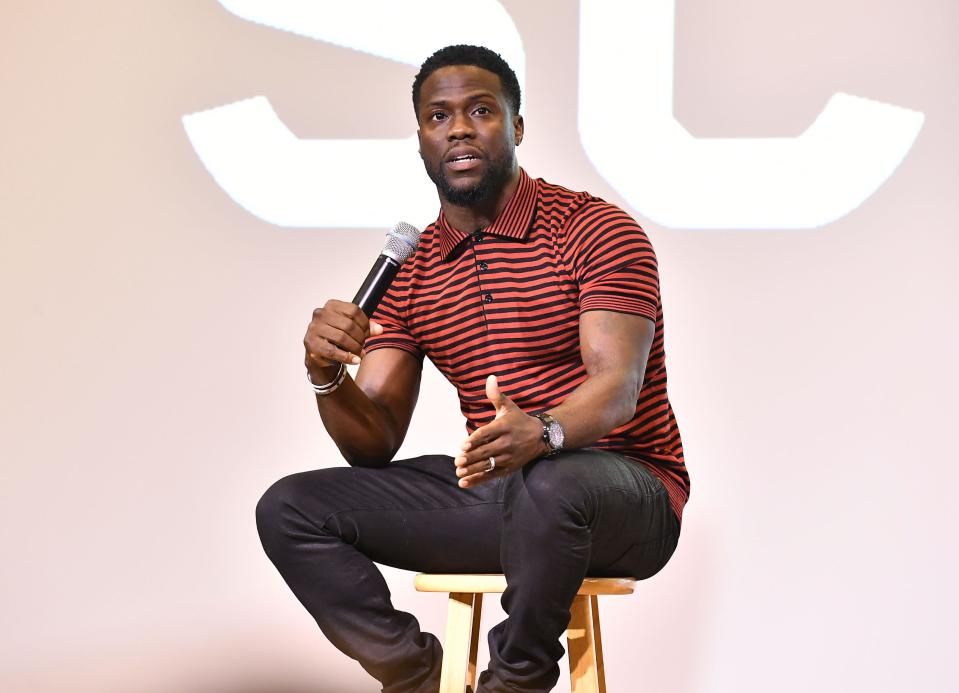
top-left (547, 422), bottom-right (564, 449)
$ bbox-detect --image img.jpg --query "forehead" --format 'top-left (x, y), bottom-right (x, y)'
top-left (419, 65), bottom-right (505, 105)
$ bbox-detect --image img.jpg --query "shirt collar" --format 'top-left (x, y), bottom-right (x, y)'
top-left (437, 168), bottom-right (538, 260)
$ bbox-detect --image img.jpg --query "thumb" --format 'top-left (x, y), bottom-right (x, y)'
top-left (486, 375), bottom-right (513, 417)
top-left (369, 320), bottom-right (384, 336)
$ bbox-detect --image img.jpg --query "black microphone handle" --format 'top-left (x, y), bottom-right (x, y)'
top-left (352, 255), bottom-right (400, 317)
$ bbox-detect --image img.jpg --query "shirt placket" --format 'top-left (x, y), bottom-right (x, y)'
top-left (470, 230), bottom-right (495, 329)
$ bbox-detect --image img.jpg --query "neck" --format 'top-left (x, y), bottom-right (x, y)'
top-left (439, 167), bottom-right (521, 232)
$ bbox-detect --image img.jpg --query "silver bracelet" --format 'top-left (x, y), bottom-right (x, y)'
top-left (307, 363), bottom-right (347, 396)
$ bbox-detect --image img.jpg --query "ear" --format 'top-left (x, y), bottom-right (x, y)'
top-left (416, 127), bottom-right (423, 156)
top-left (513, 115), bottom-right (524, 146)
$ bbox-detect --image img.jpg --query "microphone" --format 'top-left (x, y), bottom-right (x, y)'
top-left (352, 221), bottom-right (422, 317)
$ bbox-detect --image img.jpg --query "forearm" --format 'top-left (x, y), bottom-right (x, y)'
top-left (545, 368), bottom-right (640, 450)
top-left (453, 367), bottom-right (642, 488)
top-left (303, 301), bottom-right (421, 467)
top-left (543, 311), bottom-right (650, 450)
top-left (310, 365), bottom-right (407, 467)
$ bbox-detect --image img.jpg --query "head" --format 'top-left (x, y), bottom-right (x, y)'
top-left (412, 45), bottom-right (524, 207)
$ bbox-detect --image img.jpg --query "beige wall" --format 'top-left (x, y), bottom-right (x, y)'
top-left (2, 1), bottom-right (957, 691)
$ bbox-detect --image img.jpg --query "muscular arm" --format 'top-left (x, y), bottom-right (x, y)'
top-left (305, 300), bottom-right (421, 467)
top-left (546, 310), bottom-right (653, 448)
top-left (312, 349), bottom-right (422, 467)
top-left (454, 309), bottom-right (654, 486)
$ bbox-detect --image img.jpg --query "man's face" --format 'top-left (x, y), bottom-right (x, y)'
top-left (416, 65), bottom-right (524, 206)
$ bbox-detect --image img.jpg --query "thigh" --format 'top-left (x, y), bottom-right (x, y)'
top-left (278, 455), bottom-right (506, 573)
top-left (516, 449), bottom-right (680, 579)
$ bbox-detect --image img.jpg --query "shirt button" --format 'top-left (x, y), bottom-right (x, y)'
top-left (484, 292), bottom-right (493, 303)
top-left (479, 261), bottom-right (489, 271)
top-left (472, 231), bottom-right (484, 242)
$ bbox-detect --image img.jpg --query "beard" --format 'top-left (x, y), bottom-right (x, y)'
top-left (425, 150), bottom-right (516, 207)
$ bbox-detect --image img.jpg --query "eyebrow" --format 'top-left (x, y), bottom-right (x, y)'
top-left (424, 91), bottom-right (499, 109)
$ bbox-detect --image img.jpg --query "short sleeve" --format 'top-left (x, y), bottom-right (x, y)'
top-left (364, 279), bottom-right (424, 360)
top-left (564, 201), bottom-right (660, 321)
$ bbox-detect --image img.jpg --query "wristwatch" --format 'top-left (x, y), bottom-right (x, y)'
top-left (533, 412), bottom-right (565, 456)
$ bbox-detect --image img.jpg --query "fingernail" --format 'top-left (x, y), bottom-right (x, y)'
top-left (351, 355), bottom-right (360, 365)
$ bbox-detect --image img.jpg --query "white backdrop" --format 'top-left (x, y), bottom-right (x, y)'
top-left (2, 1), bottom-right (957, 691)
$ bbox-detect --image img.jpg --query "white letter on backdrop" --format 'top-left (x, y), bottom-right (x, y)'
top-left (578, 0), bottom-right (924, 229)
top-left (181, 0), bottom-right (525, 228)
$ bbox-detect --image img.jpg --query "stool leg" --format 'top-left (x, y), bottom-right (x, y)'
top-left (467, 593), bottom-right (483, 690)
top-left (566, 594), bottom-right (606, 693)
top-left (440, 592), bottom-right (484, 693)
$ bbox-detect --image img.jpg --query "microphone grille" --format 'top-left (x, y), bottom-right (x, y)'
top-left (382, 221), bottom-right (422, 264)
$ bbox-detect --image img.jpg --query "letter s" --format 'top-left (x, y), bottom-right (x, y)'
top-left (181, 0), bottom-right (525, 228)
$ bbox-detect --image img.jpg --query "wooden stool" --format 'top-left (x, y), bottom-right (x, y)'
top-left (414, 573), bottom-right (635, 693)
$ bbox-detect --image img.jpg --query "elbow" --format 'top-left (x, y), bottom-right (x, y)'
top-left (341, 407), bottom-right (403, 468)
top-left (337, 433), bottom-right (398, 469)
top-left (613, 376), bottom-right (642, 428)
top-left (341, 446), bottom-right (393, 469)
top-left (347, 455), bottom-right (392, 469)
top-left (614, 400), bottom-right (636, 430)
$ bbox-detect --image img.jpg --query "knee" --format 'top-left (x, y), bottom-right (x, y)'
top-left (508, 460), bottom-right (591, 525)
top-left (255, 472), bottom-right (312, 550)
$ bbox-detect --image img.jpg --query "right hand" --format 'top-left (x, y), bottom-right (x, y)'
top-left (304, 300), bottom-right (383, 378)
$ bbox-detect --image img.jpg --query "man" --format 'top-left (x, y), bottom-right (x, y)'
top-left (256, 45), bottom-right (688, 693)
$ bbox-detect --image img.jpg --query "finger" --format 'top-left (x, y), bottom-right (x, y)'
top-left (308, 303), bottom-right (369, 361)
top-left (461, 443), bottom-right (509, 474)
top-left (303, 333), bottom-right (337, 368)
top-left (322, 311), bottom-right (370, 346)
top-left (317, 300), bottom-right (371, 334)
top-left (306, 339), bottom-right (360, 368)
top-left (327, 298), bottom-right (370, 320)
top-left (314, 323), bottom-right (364, 358)
top-left (458, 467), bottom-right (509, 488)
top-left (369, 320), bottom-right (384, 336)
top-left (318, 305), bottom-right (372, 344)
top-left (455, 451), bottom-right (512, 478)
top-left (306, 336), bottom-right (360, 367)
top-left (462, 421), bottom-right (503, 451)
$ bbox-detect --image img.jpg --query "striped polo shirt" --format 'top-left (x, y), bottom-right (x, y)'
top-left (366, 169), bottom-right (689, 521)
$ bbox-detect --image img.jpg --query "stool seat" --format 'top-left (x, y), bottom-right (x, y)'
top-left (415, 573), bottom-right (635, 693)
top-left (414, 573), bottom-right (636, 596)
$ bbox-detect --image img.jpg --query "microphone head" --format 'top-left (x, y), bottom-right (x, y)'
top-left (381, 221), bottom-right (422, 264)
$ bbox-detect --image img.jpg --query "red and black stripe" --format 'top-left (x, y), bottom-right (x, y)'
top-left (367, 169), bottom-right (689, 522)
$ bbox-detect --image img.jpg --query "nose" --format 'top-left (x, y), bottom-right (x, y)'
top-left (447, 111), bottom-right (475, 140)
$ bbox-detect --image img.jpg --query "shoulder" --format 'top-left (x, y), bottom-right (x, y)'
top-left (534, 176), bottom-right (594, 223)
top-left (567, 198), bottom-right (644, 239)
top-left (534, 176), bottom-right (644, 239)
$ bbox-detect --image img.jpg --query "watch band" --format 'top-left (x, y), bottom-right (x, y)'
top-left (533, 412), bottom-right (564, 456)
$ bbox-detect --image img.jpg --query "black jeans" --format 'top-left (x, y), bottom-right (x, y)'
top-left (256, 449), bottom-right (680, 693)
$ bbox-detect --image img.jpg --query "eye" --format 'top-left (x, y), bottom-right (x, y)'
top-left (473, 105), bottom-right (492, 116)
top-left (429, 111), bottom-right (447, 122)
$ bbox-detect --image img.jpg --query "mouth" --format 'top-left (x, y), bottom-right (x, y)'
top-left (445, 150), bottom-right (483, 171)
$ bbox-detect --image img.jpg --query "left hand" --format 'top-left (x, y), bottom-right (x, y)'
top-left (454, 375), bottom-right (546, 488)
